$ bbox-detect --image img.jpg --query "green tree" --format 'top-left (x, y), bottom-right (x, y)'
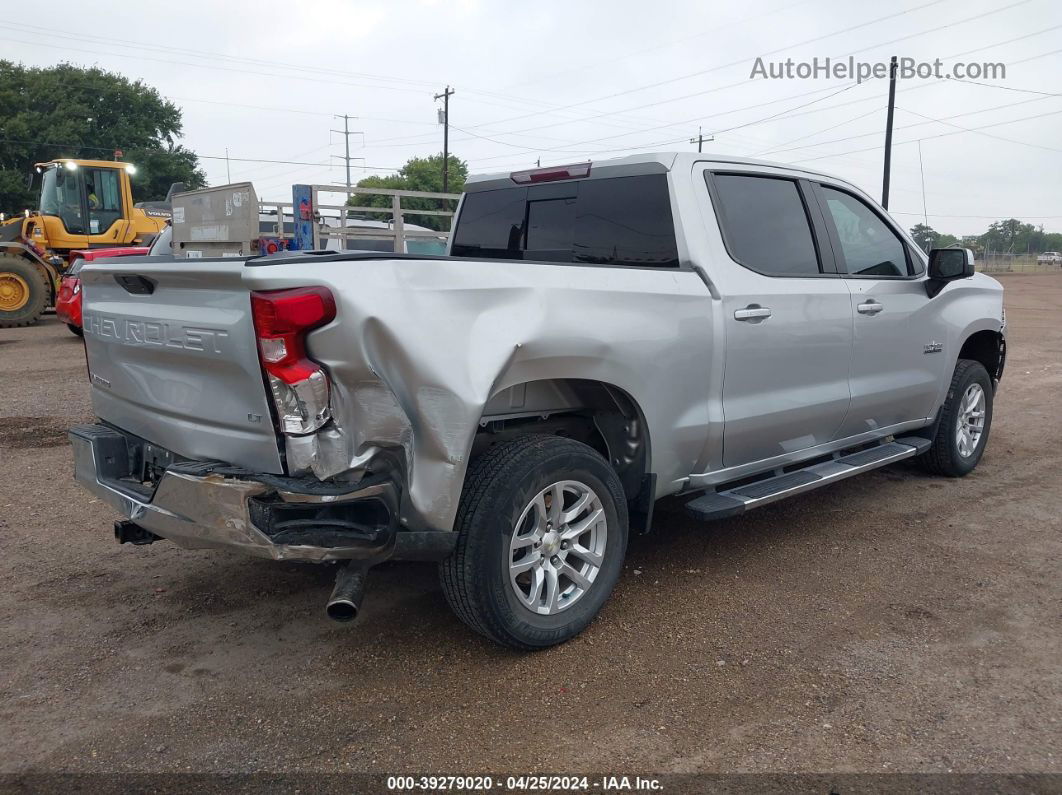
top-left (0, 61), bottom-right (205, 214)
top-left (346, 153), bottom-right (467, 231)
top-left (979, 218), bottom-right (1038, 254)
top-left (909, 223), bottom-right (938, 252)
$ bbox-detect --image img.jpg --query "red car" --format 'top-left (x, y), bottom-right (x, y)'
top-left (56, 247), bottom-right (150, 335)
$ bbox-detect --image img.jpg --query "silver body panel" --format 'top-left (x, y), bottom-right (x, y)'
top-left (80, 258), bottom-right (284, 474)
top-left (240, 258), bottom-right (715, 530)
top-left (77, 151), bottom-right (1004, 543)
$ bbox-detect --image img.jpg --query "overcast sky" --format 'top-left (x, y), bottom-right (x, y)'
top-left (5, 0), bottom-right (1061, 235)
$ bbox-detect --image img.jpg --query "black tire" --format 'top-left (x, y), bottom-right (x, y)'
top-left (0, 256), bottom-right (49, 328)
top-left (440, 434), bottom-right (628, 650)
top-left (919, 359), bottom-right (994, 477)
top-left (66, 323), bottom-right (84, 337)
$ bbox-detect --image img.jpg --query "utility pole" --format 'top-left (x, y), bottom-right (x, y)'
top-left (225, 147), bottom-right (231, 183)
top-left (331, 114), bottom-right (364, 190)
top-left (434, 85), bottom-right (454, 192)
top-left (881, 55), bottom-right (898, 210)
top-left (690, 126), bottom-right (714, 152)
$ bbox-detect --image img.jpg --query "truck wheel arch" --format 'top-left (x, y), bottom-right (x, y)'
top-left (472, 378), bottom-right (653, 520)
top-left (957, 329), bottom-right (1006, 384)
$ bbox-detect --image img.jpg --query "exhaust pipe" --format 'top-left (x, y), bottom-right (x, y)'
top-left (326, 562), bottom-right (368, 623)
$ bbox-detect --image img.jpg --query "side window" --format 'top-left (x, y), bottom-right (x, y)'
top-left (86, 169), bottom-right (123, 236)
top-left (821, 186), bottom-right (909, 277)
top-left (450, 188), bottom-right (527, 258)
top-left (709, 173), bottom-right (821, 276)
top-left (572, 174), bottom-right (679, 267)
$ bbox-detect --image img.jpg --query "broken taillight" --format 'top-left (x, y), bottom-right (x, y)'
top-left (250, 286), bottom-right (336, 435)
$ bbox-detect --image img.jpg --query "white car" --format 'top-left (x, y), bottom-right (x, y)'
top-left (1037, 251), bottom-right (1062, 264)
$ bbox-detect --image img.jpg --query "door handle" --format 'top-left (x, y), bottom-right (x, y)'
top-left (734, 306), bottom-right (772, 321)
top-left (857, 300), bottom-right (883, 315)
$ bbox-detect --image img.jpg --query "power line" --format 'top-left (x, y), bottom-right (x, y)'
top-left (197, 155), bottom-right (401, 170)
top-left (0, 136), bottom-right (114, 152)
top-left (498, 0), bottom-right (816, 92)
top-left (753, 107), bottom-right (883, 156)
top-left (0, 33), bottom-right (433, 98)
top-left (0, 20), bottom-right (726, 141)
top-left (755, 92), bottom-right (1061, 156)
top-left (889, 211), bottom-right (1062, 219)
top-left (457, 0), bottom-right (1042, 163)
top-left (169, 95), bottom-right (440, 127)
top-left (0, 21), bottom-right (438, 93)
top-left (792, 106), bottom-right (1062, 164)
top-left (896, 106), bottom-right (1062, 154)
top-left (462, 0), bottom-right (950, 134)
top-left (945, 75), bottom-right (1062, 98)
top-left (462, 13), bottom-right (1055, 166)
top-left (469, 81), bottom-right (866, 165)
top-left (0, 136), bottom-right (401, 171)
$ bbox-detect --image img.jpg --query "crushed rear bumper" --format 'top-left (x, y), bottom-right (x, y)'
top-left (69, 423), bottom-right (455, 563)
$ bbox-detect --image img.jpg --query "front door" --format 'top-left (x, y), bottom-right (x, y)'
top-left (813, 183), bottom-right (945, 438)
top-left (705, 170), bottom-right (854, 469)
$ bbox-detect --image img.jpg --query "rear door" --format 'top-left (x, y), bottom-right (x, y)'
top-left (811, 182), bottom-right (946, 436)
top-left (80, 256), bottom-right (284, 473)
top-left (702, 167), bottom-right (853, 468)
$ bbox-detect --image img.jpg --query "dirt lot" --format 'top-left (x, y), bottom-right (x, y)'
top-left (1, 273), bottom-right (1059, 777)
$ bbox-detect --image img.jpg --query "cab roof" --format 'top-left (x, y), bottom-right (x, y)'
top-left (465, 151), bottom-right (851, 193)
top-left (35, 159), bottom-right (132, 170)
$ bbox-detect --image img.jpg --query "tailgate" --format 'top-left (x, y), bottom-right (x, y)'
top-left (80, 256), bottom-right (284, 474)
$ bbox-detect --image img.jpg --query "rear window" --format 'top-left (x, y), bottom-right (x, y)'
top-left (451, 174), bottom-right (679, 268)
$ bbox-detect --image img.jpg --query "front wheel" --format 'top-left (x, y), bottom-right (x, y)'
top-left (0, 256), bottom-right (49, 328)
top-left (919, 359), bottom-right (994, 477)
top-left (440, 435), bottom-right (628, 650)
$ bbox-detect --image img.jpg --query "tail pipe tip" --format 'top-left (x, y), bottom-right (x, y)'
top-left (326, 563), bottom-right (368, 623)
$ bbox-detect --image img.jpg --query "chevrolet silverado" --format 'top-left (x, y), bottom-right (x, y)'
top-left (69, 153), bottom-right (1006, 649)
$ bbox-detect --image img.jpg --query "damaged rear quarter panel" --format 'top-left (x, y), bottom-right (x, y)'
top-left (243, 258), bottom-right (715, 531)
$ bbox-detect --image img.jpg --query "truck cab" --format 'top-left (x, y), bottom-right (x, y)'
top-left (29, 159), bottom-right (168, 250)
top-left (0, 159), bottom-right (172, 328)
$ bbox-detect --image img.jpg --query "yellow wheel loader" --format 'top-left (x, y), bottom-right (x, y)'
top-left (0, 159), bottom-right (177, 327)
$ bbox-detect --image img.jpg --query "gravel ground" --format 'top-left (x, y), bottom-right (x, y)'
top-left (0, 273), bottom-right (1059, 776)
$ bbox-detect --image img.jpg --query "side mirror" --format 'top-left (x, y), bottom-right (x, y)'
top-left (928, 247), bottom-right (975, 281)
top-left (926, 248), bottom-right (974, 297)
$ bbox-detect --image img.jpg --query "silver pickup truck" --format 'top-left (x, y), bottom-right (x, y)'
top-left (70, 153), bottom-right (1006, 649)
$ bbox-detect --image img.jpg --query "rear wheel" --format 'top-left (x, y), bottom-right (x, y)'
top-left (440, 435), bottom-right (628, 650)
top-left (919, 359), bottom-right (994, 477)
top-left (0, 256), bottom-right (48, 328)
